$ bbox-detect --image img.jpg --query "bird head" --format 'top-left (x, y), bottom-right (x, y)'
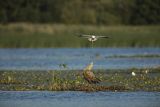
top-left (92, 35), bottom-right (96, 38)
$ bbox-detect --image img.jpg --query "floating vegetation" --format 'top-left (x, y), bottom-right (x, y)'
top-left (106, 54), bottom-right (160, 58)
top-left (0, 68), bottom-right (160, 92)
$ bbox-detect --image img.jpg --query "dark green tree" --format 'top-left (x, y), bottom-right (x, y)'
top-left (130, 0), bottom-right (160, 24)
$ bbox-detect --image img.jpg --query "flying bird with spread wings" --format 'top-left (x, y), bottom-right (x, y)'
top-left (78, 34), bottom-right (109, 42)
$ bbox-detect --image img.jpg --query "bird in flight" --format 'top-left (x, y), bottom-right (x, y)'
top-left (78, 34), bottom-right (109, 42)
top-left (83, 62), bottom-right (101, 84)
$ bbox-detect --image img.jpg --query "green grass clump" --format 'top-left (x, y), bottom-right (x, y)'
top-left (0, 23), bottom-right (160, 48)
top-left (0, 68), bottom-right (160, 91)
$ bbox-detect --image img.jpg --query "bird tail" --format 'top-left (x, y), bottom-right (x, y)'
top-left (91, 77), bottom-right (101, 84)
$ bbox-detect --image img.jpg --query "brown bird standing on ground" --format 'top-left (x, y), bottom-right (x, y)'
top-left (83, 62), bottom-right (101, 84)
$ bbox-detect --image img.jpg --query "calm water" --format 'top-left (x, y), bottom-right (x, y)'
top-left (0, 91), bottom-right (160, 107)
top-left (0, 48), bottom-right (160, 70)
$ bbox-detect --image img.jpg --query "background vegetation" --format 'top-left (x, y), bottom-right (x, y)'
top-left (0, 23), bottom-right (160, 48)
top-left (0, 0), bottom-right (160, 25)
top-left (0, 0), bottom-right (160, 48)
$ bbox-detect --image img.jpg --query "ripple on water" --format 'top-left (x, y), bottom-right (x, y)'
top-left (0, 48), bottom-right (160, 70)
top-left (0, 91), bottom-right (160, 107)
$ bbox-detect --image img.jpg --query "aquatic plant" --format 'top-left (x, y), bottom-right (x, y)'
top-left (0, 68), bottom-right (160, 91)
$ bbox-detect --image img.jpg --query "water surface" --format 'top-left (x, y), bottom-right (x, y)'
top-left (0, 48), bottom-right (160, 70)
top-left (0, 91), bottom-right (159, 107)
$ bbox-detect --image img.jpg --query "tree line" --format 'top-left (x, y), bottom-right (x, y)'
top-left (0, 0), bottom-right (160, 25)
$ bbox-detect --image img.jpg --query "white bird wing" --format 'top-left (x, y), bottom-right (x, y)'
top-left (78, 34), bottom-right (92, 38)
top-left (96, 36), bottom-right (109, 38)
top-left (77, 34), bottom-right (109, 38)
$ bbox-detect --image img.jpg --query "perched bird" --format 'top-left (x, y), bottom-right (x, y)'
top-left (131, 72), bottom-right (136, 76)
top-left (83, 62), bottom-right (101, 84)
top-left (78, 34), bottom-right (109, 42)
